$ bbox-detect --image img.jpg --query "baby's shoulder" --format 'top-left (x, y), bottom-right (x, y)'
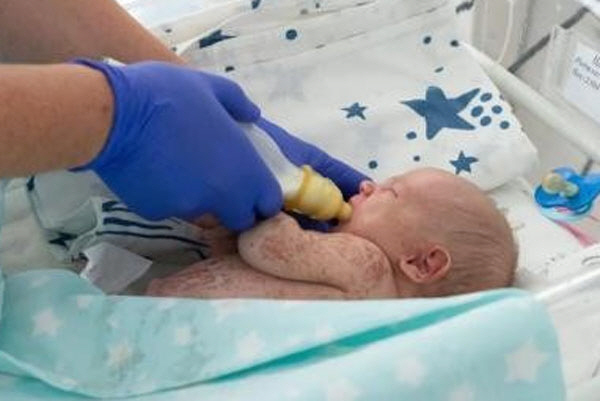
top-left (324, 233), bottom-right (392, 280)
top-left (324, 232), bottom-right (384, 253)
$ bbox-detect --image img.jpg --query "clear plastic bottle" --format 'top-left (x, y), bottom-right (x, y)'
top-left (243, 124), bottom-right (352, 221)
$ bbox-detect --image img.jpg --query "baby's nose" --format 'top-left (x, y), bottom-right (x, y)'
top-left (359, 181), bottom-right (376, 196)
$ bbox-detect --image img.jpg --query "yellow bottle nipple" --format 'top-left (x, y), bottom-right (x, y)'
top-left (283, 165), bottom-right (353, 221)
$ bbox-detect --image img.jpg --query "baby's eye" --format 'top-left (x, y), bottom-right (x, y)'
top-left (388, 184), bottom-right (403, 198)
top-left (380, 186), bottom-right (398, 198)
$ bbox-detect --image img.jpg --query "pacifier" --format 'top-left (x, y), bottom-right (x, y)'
top-left (535, 167), bottom-right (600, 222)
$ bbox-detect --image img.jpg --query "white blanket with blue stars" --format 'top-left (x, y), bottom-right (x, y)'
top-left (0, 269), bottom-right (564, 400)
top-left (172, 0), bottom-right (537, 190)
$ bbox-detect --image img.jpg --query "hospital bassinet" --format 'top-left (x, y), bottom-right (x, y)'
top-left (1, 0), bottom-right (600, 400)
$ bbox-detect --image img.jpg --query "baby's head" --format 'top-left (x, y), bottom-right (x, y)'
top-left (336, 168), bottom-right (517, 297)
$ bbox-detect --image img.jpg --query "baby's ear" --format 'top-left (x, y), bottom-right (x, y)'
top-left (399, 245), bottom-right (451, 284)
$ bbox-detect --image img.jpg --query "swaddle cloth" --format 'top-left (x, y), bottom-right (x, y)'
top-left (0, 269), bottom-right (565, 400)
top-left (26, 171), bottom-right (209, 264)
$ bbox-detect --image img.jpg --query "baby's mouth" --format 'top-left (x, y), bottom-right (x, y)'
top-left (349, 194), bottom-right (365, 207)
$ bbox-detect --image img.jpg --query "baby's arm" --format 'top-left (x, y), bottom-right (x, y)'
top-left (238, 213), bottom-right (396, 297)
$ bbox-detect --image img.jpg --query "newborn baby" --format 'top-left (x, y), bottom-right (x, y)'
top-left (147, 168), bottom-right (517, 299)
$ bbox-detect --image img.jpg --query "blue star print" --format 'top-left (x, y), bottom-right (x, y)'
top-left (402, 86), bottom-right (480, 140)
top-left (198, 30), bottom-right (236, 48)
top-left (49, 232), bottom-right (77, 248)
top-left (450, 151), bottom-right (478, 175)
top-left (342, 102), bottom-right (367, 120)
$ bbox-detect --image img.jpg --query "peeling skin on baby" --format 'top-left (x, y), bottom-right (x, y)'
top-left (147, 213), bottom-right (396, 299)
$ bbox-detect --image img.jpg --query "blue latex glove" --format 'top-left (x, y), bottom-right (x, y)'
top-left (75, 60), bottom-right (280, 231)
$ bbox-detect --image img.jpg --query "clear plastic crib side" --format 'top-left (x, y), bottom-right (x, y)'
top-left (530, 243), bottom-right (600, 395)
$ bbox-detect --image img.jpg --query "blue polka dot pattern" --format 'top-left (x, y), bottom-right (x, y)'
top-left (481, 93), bottom-right (493, 102)
top-left (492, 105), bottom-right (503, 114)
top-left (368, 160), bottom-right (378, 169)
top-left (413, 155), bottom-right (421, 162)
top-left (471, 106), bottom-right (483, 117)
top-left (423, 36), bottom-right (432, 45)
top-left (451, 40), bottom-right (460, 47)
top-left (406, 131), bottom-right (417, 140)
top-left (286, 29), bottom-right (298, 40)
top-left (481, 116), bottom-right (492, 126)
top-left (500, 121), bottom-right (510, 129)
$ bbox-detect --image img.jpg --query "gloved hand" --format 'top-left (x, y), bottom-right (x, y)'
top-left (75, 60), bottom-right (367, 231)
top-left (75, 60), bottom-right (281, 231)
top-left (257, 118), bottom-right (369, 232)
top-left (256, 117), bottom-right (368, 199)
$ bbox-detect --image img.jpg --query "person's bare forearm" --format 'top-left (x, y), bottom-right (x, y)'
top-left (0, 64), bottom-right (112, 176)
top-left (0, 0), bottom-right (181, 64)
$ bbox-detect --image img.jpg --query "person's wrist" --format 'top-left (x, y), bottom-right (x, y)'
top-left (67, 64), bottom-right (114, 170)
top-left (69, 59), bottom-right (139, 172)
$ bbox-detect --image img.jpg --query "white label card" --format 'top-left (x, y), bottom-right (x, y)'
top-left (562, 41), bottom-right (600, 125)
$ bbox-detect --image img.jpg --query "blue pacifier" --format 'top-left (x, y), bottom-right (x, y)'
top-left (534, 167), bottom-right (600, 222)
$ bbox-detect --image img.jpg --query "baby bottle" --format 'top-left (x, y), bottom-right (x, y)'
top-left (242, 124), bottom-right (352, 222)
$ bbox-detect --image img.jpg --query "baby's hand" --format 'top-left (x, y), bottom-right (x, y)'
top-left (192, 214), bottom-right (221, 229)
top-left (192, 214), bottom-right (237, 256)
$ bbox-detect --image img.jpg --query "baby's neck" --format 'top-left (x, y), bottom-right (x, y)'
top-left (332, 223), bottom-right (421, 298)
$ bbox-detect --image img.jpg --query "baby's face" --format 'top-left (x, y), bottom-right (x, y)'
top-left (336, 168), bottom-right (483, 259)
top-left (337, 171), bottom-right (428, 252)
